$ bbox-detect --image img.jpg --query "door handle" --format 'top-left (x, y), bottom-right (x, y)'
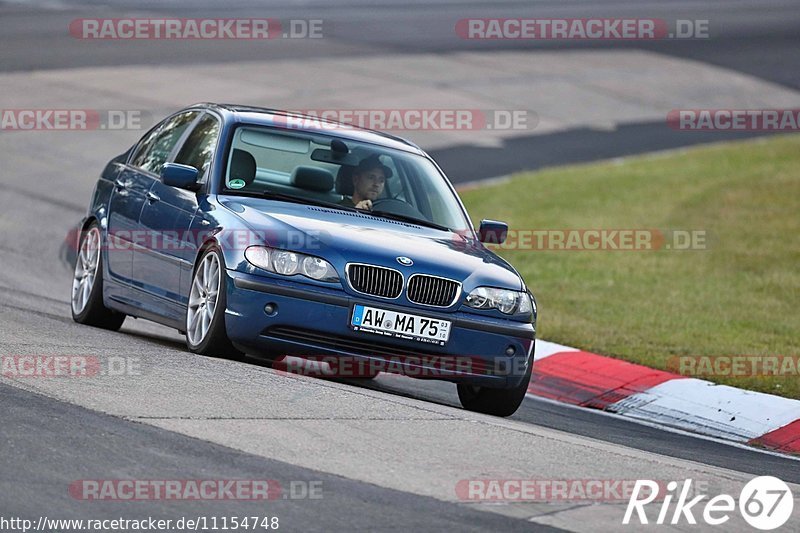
top-left (146, 191), bottom-right (161, 203)
top-left (115, 179), bottom-right (131, 191)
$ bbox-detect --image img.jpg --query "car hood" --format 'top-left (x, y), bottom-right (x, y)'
top-left (219, 197), bottom-right (523, 290)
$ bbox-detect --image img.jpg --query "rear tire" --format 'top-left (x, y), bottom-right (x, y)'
top-left (71, 223), bottom-right (126, 331)
top-left (185, 247), bottom-right (243, 359)
top-left (457, 357), bottom-right (532, 417)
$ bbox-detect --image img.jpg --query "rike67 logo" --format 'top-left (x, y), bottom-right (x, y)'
top-left (624, 476), bottom-right (794, 530)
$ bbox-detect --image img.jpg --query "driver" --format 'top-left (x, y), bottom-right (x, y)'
top-left (339, 154), bottom-right (391, 210)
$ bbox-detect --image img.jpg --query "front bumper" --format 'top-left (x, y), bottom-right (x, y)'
top-left (224, 271), bottom-right (535, 388)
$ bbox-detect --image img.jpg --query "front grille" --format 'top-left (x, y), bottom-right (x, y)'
top-left (407, 274), bottom-right (460, 307)
top-left (346, 264), bottom-right (403, 299)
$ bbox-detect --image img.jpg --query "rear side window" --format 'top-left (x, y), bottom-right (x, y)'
top-left (174, 114), bottom-right (221, 181)
top-left (130, 111), bottom-right (199, 175)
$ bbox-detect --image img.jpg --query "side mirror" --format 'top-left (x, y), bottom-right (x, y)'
top-left (161, 163), bottom-right (200, 191)
top-left (478, 219), bottom-right (509, 244)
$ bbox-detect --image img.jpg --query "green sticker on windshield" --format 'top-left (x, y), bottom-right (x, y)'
top-left (229, 179), bottom-right (246, 189)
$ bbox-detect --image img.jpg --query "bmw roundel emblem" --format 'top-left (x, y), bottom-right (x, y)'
top-left (396, 256), bottom-right (413, 266)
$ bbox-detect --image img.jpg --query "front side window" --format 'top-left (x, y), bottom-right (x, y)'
top-left (174, 113), bottom-right (221, 182)
top-left (221, 126), bottom-right (470, 232)
top-left (130, 111), bottom-right (200, 175)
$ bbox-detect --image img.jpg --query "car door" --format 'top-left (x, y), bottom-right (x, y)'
top-left (104, 119), bottom-right (183, 298)
top-left (105, 164), bottom-right (149, 292)
top-left (137, 112), bottom-right (221, 320)
top-left (125, 110), bottom-right (201, 314)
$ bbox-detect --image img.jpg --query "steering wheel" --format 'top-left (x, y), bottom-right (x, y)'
top-left (370, 198), bottom-right (427, 220)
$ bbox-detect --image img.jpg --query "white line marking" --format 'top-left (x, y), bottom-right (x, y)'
top-left (525, 393), bottom-right (800, 462)
top-left (610, 378), bottom-right (800, 440)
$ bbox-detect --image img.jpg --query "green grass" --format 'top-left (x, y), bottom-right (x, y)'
top-left (459, 135), bottom-right (800, 398)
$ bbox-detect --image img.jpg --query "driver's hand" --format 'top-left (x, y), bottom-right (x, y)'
top-left (355, 199), bottom-right (373, 210)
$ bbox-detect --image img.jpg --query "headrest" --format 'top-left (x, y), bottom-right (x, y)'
top-left (336, 165), bottom-right (355, 195)
top-left (229, 149), bottom-right (257, 186)
top-left (291, 166), bottom-right (334, 192)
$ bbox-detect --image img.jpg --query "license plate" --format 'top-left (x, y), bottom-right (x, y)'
top-left (350, 304), bottom-right (451, 346)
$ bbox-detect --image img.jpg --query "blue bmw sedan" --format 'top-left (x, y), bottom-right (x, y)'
top-left (71, 103), bottom-right (537, 416)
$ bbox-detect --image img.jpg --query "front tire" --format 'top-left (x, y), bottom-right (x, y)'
top-left (71, 223), bottom-right (126, 331)
top-left (457, 357), bottom-right (532, 417)
top-left (185, 247), bottom-right (242, 359)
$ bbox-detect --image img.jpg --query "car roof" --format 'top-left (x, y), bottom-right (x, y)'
top-left (192, 102), bottom-right (426, 156)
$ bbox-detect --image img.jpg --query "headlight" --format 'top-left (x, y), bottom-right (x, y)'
top-left (244, 246), bottom-right (271, 270)
top-left (302, 256), bottom-right (332, 280)
top-left (245, 246), bottom-right (338, 282)
top-left (465, 287), bottom-right (532, 315)
top-left (273, 250), bottom-right (300, 275)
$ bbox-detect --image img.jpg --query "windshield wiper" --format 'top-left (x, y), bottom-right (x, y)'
top-left (369, 210), bottom-right (451, 232)
top-left (260, 191), bottom-right (356, 211)
top-left (256, 191), bottom-right (450, 231)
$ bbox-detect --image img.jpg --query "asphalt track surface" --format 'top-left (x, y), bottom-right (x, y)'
top-left (1, 0), bottom-right (800, 181)
top-left (2, 0), bottom-right (799, 89)
top-left (1, 0), bottom-right (800, 531)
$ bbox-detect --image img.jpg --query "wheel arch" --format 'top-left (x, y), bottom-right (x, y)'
top-left (192, 237), bottom-right (221, 275)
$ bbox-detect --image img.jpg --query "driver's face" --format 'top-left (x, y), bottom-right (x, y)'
top-left (353, 168), bottom-right (386, 200)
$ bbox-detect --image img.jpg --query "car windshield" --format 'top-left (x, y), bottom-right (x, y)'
top-left (221, 126), bottom-right (471, 232)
